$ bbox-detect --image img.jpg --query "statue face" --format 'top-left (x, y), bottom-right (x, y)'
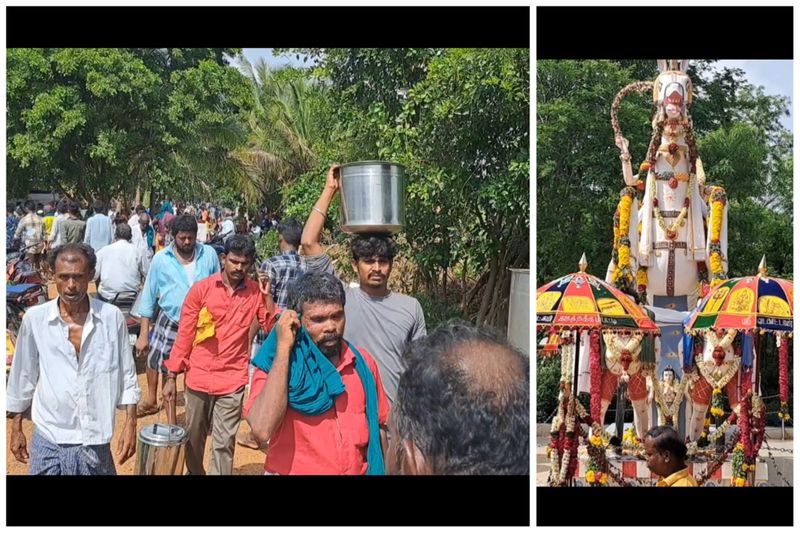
top-left (663, 370), bottom-right (675, 383)
top-left (655, 73), bottom-right (692, 116)
top-left (665, 103), bottom-right (682, 119)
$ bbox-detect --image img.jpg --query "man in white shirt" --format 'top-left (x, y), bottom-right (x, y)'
top-left (7, 243), bottom-right (140, 475)
top-left (218, 209), bottom-right (236, 243)
top-left (128, 204), bottom-right (144, 228)
top-left (83, 199), bottom-right (114, 251)
top-left (48, 200), bottom-right (69, 249)
top-left (94, 223), bottom-right (148, 302)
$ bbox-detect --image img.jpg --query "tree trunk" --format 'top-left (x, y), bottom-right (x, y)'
top-left (477, 256), bottom-right (499, 326)
top-left (461, 260), bottom-right (469, 311)
top-left (442, 268), bottom-right (448, 303)
top-left (465, 270), bottom-right (490, 311)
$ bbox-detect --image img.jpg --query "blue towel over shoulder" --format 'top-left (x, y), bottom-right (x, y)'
top-left (251, 323), bottom-right (345, 416)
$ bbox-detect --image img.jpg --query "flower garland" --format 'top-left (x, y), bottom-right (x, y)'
top-left (707, 187), bottom-right (727, 287)
top-left (559, 340), bottom-right (573, 384)
top-left (695, 354), bottom-right (739, 391)
top-left (731, 442), bottom-right (748, 487)
top-left (687, 411), bottom-right (737, 457)
top-left (603, 332), bottom-right (643, 382)
top-left (651, 172), bottom-right (694, 241)
top-left (777, 334), bottom-right (791, 422)
top-left (589, 330), bottom-right (602, 425)
top-left (548, 395), bottom-right (594, 486)
top-left (636, 267), bottom-right (648, 301)
top-left (585, 431), bottom-right (610, 486)
top-left (612, 187), bottom-right (637, 294)
top-left (733, 392), bottom-right (767, 487)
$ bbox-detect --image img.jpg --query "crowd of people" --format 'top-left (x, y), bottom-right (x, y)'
top-left (7, 166), bottom-right (530, 476)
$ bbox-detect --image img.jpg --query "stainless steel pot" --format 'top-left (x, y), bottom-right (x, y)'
top-left (339, 161), bottom-right (405, 234)
top-left (135, 423), bottom-right (188, 475)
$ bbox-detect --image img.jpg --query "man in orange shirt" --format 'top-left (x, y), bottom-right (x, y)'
top-left (244, 271), bottom-right (390, 475)
top-left (163, 235), bottom-right (276, 475)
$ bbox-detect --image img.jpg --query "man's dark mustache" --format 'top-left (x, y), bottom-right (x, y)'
top-left (319, 333), bottom-right (340, 343)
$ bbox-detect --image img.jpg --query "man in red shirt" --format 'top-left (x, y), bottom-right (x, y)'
top-left (163, 235), bottom-right (276, 475)
top-left (244, 271), bottom-right (390, 475)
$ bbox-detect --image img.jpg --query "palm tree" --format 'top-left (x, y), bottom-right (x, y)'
top-left (169, 55), bottom-right (320, 209)
top-left (235, 57), bottom-right (319, 198)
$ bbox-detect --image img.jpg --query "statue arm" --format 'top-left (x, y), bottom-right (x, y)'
top-left (614, 134), bottom-right (638, 186)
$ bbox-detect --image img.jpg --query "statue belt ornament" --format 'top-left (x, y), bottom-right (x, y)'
top-left (653, 170), bottom-right (691, 190)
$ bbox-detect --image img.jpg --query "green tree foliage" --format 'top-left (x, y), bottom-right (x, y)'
top-left (7, 48), bottom-right (248, 206)
top-left (281, 48), bottom-right (530, 329)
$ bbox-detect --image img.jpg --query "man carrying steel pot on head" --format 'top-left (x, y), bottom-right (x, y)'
top-left (300, 165), bottom-right (427, 406)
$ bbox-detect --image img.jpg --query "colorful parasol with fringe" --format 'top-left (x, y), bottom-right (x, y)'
top-left (686, 257), bottom-right (793, 333)
top-left (537, 254), bottom-right (659, 333)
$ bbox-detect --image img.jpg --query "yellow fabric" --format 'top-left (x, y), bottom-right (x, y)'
top-left (43, 216), bottom-right (55, 238)
top-left (193, 307), bottom-right (216, 346)
top-left (6, 330), bottom-right (16, 367)
top-left (657, 467), bottom-right (698, 487)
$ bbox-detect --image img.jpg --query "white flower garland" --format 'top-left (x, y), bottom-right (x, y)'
top-left (651, 174), bottom-right (695, 237)
top-left (696, 354), bottom-right (741, 390)
top-left (706, 328), bottom-right (737, 350)
top-left (560, 342), bottom-right (573, 384)
top-left (603, 332), bottom-right (643, 380)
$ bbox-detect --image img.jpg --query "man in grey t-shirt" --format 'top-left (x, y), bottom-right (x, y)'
top-left (301, 166), bottom-right (426, 403)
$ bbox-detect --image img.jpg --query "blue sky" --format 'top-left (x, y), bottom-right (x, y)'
top-left (239, 51), bottom-right (794, 132)
top-left (240, 48), bottom-right (309, 70)
top-left (715, 60), bottom-right (793, 132)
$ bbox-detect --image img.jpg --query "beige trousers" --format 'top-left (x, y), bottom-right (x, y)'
top-left (184, 386), bottom-right (245, 475)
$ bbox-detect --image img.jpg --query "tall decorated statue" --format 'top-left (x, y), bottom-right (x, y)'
top-left (606, 60), bottom-right (731, 441)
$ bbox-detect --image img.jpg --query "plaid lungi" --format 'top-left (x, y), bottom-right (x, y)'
top-left (147, 311), bottom-right (180, 374)
top-left (29, 428), bottom-right (116, 476)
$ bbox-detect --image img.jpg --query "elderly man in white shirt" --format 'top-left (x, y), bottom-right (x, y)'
top-left (94, 223), bottom-right (148, 303)
top-left (7, 243), bottom-right (140, 475)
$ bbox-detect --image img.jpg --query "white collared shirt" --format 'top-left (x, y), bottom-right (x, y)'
top-left (94, 239), bottom-right (148, 301)
top-left (7, 297), bottom-right (141, 445)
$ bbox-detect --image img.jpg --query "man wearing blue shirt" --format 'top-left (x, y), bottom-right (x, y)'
top-left (134, 215), bottom-right (220, 421)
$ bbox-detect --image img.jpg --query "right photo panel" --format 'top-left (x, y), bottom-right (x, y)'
top-left (535, 6), bottom-right (793, 525)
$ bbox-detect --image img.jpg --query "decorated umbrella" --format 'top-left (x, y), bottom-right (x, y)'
top-left (538, 253), bottom-right (659, 391)
top-left (687, 257), bottom-right (793, 333)
top-left (537, 260), bottom-right (659, 334)
top-left (537, 254), bottom-right (659, 486)
top-left (685, 256), bottom-right (792, 486)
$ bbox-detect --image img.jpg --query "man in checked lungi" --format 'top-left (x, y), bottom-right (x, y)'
top-left (134, 215), bottom-right (220, 422)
